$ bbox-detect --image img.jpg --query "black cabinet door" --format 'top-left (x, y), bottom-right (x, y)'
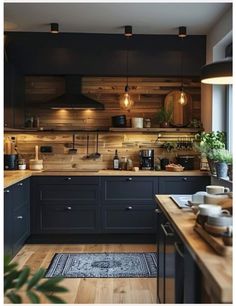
top-left (4, 188), bottom-right (13, 258)
top-left (101, 177), bottom-right (157, 205)
top-left (39, 204), bottom-right (99, 233)
top-left (159, 176), bottom-right (210, 194)
top-left (4, 62), bottom-right (14, 128)
top-left (102, 204), bottom-right (156, 233)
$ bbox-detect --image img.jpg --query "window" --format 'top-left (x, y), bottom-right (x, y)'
top-left (225, 85), bottom-right (232, 152)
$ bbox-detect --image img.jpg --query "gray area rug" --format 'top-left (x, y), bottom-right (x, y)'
top-left (45, 252), bottom-right (157, 278)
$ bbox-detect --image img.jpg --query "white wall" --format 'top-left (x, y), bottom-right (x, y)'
top-left (201, 7), bottom-right (232, 132)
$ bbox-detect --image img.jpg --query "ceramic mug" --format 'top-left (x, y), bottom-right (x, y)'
top-left (192, 191), bottom-right (208, 203)
top-left (204, 194), bottom-right (229, 204)
top-left (206, 185), bottom-right (230, 194)
top-left (196, 204), bottom-right (222, 225)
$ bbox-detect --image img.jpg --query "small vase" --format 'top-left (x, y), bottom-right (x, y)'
top-left (215, 162), bottom-right (228, 179)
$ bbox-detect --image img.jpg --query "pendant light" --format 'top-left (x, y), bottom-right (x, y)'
top-left (201, 57), bottom-right (232, 84)
top-left (119, 25), bottom-right (134, 111)
top-left (178, 26), bottom-right (187, 106)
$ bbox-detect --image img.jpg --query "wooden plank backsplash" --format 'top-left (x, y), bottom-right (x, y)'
top-left (5, 132), bottom-right (200, 170)
top-left (25, 76), bottom-right (201, 129)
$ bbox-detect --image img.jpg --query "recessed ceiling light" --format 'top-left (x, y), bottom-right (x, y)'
top-left (50, 23), bottom-right (59, 34)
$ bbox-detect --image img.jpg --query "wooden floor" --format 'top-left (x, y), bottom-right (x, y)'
top-left (11, 243), bottom-right (157, 304)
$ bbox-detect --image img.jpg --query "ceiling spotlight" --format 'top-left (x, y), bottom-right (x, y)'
top-left (178, 26), bottom-right (187, 38)
top-left (124, 25), bottom-right (133, 37)
top-left (51, 23), bottom-right (59, 34)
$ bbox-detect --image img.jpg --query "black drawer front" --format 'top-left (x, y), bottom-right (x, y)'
top-left (12, 178), bottom-right (30, 209)
top-left (159, 176), bottom-right (210, 194)
top-left (33, 176), bottom-right (99, 185)
top-left (102, 177), bottom-right (157, 204)
top-left (39, 205), bottom-right (99, 233)
top-left (12, 204), bottom-right (30, 253)
top-left (38, 185), bottom-right (99, 204)
top-left (102, 205), bottom-right (156, 233)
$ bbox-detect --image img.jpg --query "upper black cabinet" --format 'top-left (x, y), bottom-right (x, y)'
top-left (5, 32), bottom-right (206, 76)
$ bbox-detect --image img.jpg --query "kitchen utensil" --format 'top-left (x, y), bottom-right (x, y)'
top-left (29, 145), bottom-right (43, 170)
top-left (204, 222), bottom-right (228, 236)
top-left (89, 132), bottom-right (101, 159)
top-left (197, 204), bottom-right (223, 216)
top-left (206, 185), bottom-right (230, 194)
top-left (84, 134), bottom-right (90, 159)
top-left (68, 134), bottom-right (77, 154)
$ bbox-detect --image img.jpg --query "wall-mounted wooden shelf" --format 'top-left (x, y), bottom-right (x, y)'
top-left (109, 127), bottom-right (203, 133)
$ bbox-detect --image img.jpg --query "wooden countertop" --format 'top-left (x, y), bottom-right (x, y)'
top-left (155, 195), bottom-right (232, 303)
top-left (4, 170), bottom-right (209, 188)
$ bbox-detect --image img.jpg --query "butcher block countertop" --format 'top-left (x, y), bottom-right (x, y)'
top-left (155, 195), bottom-right (232, 304)
top-left (4, 169), bottom-right (209, 188)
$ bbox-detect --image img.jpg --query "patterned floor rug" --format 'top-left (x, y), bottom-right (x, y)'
top-left (45, 252), bottom-right (157, 278)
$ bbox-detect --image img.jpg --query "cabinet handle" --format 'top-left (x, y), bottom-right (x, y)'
top-left (126, 206), bottom-right (133, 210)
top-left (66, 206), bottom-right (72, 210)
top-left (127, 177), bottom-right (132, 181)
top-left (17, 216), bottom-right (23, 219)
top-left (174, 242), bottom-right (184, 258)
top-left (161, 223), bottom-right (174, 237)
top-left (18, 183), bottom-right (23, 186)
top-left (4, 190), bottom-right (10, 193)
top-left (65, 177), bottom-right (72, 181)
top-left (155, 208), bottom-right (162, 214)
top-left (182, 177), bottom-right (188, 181)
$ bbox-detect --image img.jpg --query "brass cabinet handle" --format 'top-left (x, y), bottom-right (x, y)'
top-left (174, 242), bottom-right (184, 258)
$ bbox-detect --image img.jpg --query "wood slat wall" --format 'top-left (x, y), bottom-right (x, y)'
top-left (5, 132), bottom-right (200, 171)
top-left (25, 76), bottom-right (201, 129)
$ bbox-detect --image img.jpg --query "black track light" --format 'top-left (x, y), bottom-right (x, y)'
top-left (51, 23), bottom-right (59, 34)
top-left (124, 25), bottom-right (133, 37)
top-left (178, 26), bottom-right (187, 38)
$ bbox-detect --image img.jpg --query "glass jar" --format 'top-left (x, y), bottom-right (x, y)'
top-left (120, 156), bottom-right (127, 170)
top-left (144, 118), bottom-right (151, 128)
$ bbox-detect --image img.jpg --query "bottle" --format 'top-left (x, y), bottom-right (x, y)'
top-left (113, 150), bottom-right (120, 170)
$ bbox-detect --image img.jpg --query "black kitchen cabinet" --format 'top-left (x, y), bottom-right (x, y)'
top-left (159, 176), bottom-right (210, 194)
top-left (4, 178), bottom-right (30, 259)
top-left (31, 176), bottom-right (100, 234)
top-left (4, 61), bottom-right (25, 129)
top-left (101, 177), bottom-right (157, 233)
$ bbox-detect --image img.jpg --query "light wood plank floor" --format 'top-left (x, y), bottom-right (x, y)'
top-left (11, 243), bottom-right (157, 304)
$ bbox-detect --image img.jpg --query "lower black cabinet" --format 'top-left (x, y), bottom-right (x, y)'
top-left (39, 204), bottom-right (99, 233)
top-left (159, 176), bottom-right (210, 194)
top-left (102, 205), bottom-right (156, 233)
top-left (4, 178), bottom-right (30, 259)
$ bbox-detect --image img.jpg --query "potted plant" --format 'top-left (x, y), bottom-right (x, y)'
top-left (208, 148), bottom-right (232, 179)
top-left (156, 102), bottom-right (174, 128)
top-left (194, 131), bottom-right (226, 174)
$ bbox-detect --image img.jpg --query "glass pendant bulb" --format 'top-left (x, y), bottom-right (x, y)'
top-left (178, 89), bottom-right (187, 106)
top-left (119, 85), bottom-right (134, 111)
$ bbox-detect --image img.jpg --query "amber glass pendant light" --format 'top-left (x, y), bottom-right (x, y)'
top-left (119, 26), bottom-right (134, 111)
top-left (178, 26), bottom-right (187, 106)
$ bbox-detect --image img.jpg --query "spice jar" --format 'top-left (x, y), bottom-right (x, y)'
top-left (144, 118), bottom-right (151, 128)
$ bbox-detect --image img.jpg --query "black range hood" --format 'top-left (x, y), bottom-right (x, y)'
top-left (50, 76), bottom-right (104, 110)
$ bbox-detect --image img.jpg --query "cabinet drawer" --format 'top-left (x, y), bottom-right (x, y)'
top-left (33, 176), bottom-right (99, 185)
top-left (102, 205), bottom-right (156, 233)
top-left (39, 205), bottom-right (99, 233)
top-left (159, 176), bottom-right (210, 194)
top-left (101, 177), bottom-right (157, 204)
top-left (12, 178), bottom-right (30, 209)
top-left (12, 203), bottom-right (30, 254)
top-left (38, 185), bottom-right (99, 204)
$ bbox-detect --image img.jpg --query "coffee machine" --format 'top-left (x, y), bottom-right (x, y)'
top-left (139, 149), bottom-right (154, 170)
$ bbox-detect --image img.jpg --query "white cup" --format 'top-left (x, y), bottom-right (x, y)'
top-left (206, 185), bottom-right (230, 194)
top-left (192, 191), bottom-right (208, 203)
top-left (132, 118), bottom-right (143, 128)
top-left (198, 204), bottom-right (222, 216)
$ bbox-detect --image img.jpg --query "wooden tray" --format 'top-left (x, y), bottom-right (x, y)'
top-left (194, 223), bottom-right (232, 256)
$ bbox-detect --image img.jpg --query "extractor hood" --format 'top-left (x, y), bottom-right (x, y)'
top-left (49, 76), bottom-right (105, 110)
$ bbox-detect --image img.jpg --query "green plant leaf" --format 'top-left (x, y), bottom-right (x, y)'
top-left (26, 291), bottom-right (40, 303)
top-left (37, 285), bottom-right (68, 293)
top-left (6, 291), bottom-right (22, 303)
top-left (4, 270), bottom-right (21, 292)
top-left (4, 260), bottom-right (18, 274)
top-left (15, 266), bottom-right (30, 289)
top-left (27, 268), bottom-right (45, 290)
top-left (46, 294), bottom-right (67, 304)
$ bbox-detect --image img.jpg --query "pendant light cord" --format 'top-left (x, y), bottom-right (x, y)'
top-left (126, 36), bottom-right (129, 90)
top-left (180, 37), bottom-right (184, 90)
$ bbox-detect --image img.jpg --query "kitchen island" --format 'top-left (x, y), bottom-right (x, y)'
top-left (155, 195), bottom-right (232, 303)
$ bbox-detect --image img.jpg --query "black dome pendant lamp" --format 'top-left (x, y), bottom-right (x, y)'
top-left (119, 25), bottom-right (134, 111)
top-left (178, 26), bottom-right (187, 106)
